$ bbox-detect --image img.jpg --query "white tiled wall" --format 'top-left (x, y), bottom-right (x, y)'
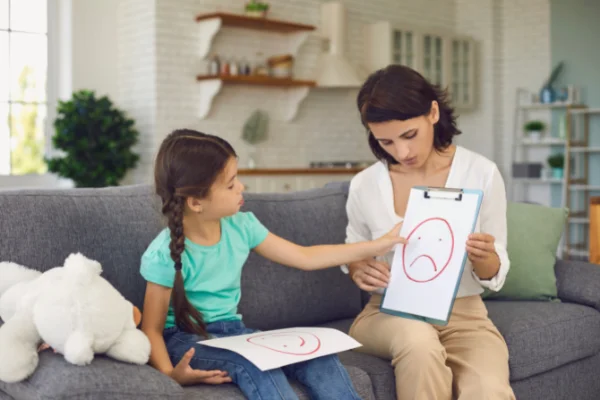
top-left (118, 0), bottom-right (551, 184)
top-left (118, 0), bottom-right (159, 184)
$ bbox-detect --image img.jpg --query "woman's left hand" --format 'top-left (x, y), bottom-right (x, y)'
top-left (466, 233), bottom-right (500, 273)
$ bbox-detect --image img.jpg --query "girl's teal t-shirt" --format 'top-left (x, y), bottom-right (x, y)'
top-left (140, 211), bottom-right (269, 328)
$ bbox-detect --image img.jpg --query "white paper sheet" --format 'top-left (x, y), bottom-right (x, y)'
top-left (381, 188), bottom-right (482, 322)
top-left (199, 327), bottom-right (362, 371)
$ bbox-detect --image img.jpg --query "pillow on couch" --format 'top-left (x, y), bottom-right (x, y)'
top-left (482, 202), bottom-right (568, 301)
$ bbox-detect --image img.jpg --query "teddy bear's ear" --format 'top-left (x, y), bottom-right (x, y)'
top-left (63, 253), bottom-right (103, 285)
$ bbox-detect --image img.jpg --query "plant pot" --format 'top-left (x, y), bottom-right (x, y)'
top-left (552, 168), bottom-right (564, 179)
top-left (245, 9), bottom-right (267, 18)
top-left (527, 131), bottom-right (542, 141)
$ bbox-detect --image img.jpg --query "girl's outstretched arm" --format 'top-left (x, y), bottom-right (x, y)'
top-left (254, 223), bottom-right (406, 271)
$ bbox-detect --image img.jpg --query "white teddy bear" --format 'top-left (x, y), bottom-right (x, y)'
top-left (0, 253), bottom-right (151, 383)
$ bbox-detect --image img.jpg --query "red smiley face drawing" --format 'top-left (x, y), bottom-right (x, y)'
top-left (246, 332), bottom-right (322, 356)
top-left (402, 217), bottom-right (455, 283)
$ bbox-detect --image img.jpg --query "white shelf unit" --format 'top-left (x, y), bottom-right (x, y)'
top-left (510, 90), bottom-right (595, 260)
top-left (194, 12), bottom-right (316, 121)
top-left (364, 21), bottom-right (476, 110)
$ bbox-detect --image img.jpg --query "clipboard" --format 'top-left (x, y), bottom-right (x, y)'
top-left (379, 186), bottom-right (484, 326)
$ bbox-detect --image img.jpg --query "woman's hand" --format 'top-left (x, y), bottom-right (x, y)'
top-left (370, 223), bottom-right (407, 257)
top-left (466, 233), bottom-right (500, 279)
top-left (348, 259), bottom-right (391, 292)
top-left (170, 347), bottom-right (232, 386)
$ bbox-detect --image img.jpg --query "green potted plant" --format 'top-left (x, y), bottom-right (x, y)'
top-left (45, 90), bottom-right (140, 188)
top-left (547, 153), bottom-right (564, 179)
top-left (524, 120), bottom-right (545, 141)
top-left (245, 0), bottom-right (269, 18)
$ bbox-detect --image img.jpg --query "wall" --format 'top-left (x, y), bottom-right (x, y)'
top-left (125, 0), bottom-right (457, 183)
top-left (502, 0), bottom-right (552, 206)
top-left (118, 0), bottom-right (158, 185)
top-left (453, 0), bottom-right (501, 165)
top-left (550, 0), bottom-right (600, 248)
top-left (71, 0), bottom-right (120, 99)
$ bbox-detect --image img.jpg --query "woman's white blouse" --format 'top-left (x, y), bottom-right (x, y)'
top-left (342, 145), bottom-right (510, 298)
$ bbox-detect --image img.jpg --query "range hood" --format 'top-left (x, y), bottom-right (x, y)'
top-left (313, 2), bottom-right (362, 88)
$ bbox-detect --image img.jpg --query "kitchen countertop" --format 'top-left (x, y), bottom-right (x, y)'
top-left (237, 167), bottom-right (365, 175)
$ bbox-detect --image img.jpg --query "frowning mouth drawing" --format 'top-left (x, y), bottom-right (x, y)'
top-left (402, 217), bottom-right (454, 283)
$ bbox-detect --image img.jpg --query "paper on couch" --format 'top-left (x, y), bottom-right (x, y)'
top-left (199, 327), bottom-right (362, 371)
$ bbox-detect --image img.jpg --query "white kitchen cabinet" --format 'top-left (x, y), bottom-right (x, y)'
top-left (449, 36), bottom-right (476, 110)
top-left (364, 21), bottom-right (476, 110)
top-left (364, 21), bottom-right (419, 73)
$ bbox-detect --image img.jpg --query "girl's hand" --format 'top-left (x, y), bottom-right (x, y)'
top-left (371, 223), bottom-right (407, 256)
top-left (38, 342), bottom-right (56, 353)
top-left (466, 233), bottom-right (500, 277)
top-left (170, 347), bottom-right (232, 386)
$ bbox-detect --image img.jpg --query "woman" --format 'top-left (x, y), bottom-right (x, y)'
top-left (342, 65), bottom-right (515, 400)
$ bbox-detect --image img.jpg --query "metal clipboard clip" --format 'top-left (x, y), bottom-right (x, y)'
top-left (422, 187), bottom-right (463, 201)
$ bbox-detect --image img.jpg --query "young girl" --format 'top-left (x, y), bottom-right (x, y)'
top-left (140, 129), bottom-right (405, 400)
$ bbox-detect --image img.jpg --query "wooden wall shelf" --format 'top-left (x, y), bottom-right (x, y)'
top-left (197, 75), bottom-right (312, 121)
top-left (195, 12), bottom-right (316, 33)
top-left (195, 12), bottom-right (316, 122)
top-left (196, 75), bottom-right (316, 87)
top-left (196, 12), bottom-right (314, 59)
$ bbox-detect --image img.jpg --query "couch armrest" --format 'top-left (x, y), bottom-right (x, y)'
top-left (0, 352), bottom-right (184, 400)
top-left (555, 259), bottom-right (600, 311)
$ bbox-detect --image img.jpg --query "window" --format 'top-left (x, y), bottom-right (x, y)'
top-left (0, 0), bottom-right (48, 176)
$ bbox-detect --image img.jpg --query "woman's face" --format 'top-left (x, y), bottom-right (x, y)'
top-left (368, 101), bottom-right (439, 169)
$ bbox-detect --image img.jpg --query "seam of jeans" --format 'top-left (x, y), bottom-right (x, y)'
top-left (332, 358), bottom-right (362, 400)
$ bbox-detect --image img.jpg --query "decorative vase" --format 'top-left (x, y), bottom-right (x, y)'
top-left (552, 168), bottom-right (563, 179)
top-left (540, 86), bottom-right (555, 104)
top-left (247, 145), bottom-right (257, 169)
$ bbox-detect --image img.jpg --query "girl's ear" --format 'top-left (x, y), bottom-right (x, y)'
top-left (186, 197), bottom-right (204, 213)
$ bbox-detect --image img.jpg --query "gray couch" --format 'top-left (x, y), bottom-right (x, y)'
top-left (1, 183), bottom-right (600, 400)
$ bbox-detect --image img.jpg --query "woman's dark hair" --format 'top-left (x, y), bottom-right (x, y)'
top-left (357, 64), bottom-right (461, 164)
top-left (154, 129), bottom-right (236, 337)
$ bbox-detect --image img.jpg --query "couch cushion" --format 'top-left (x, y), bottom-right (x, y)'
top-left (486, 300), bottom-right (600, 380)
top-left (0, 352), bottom-right (183, 400)
top-left (0, 184), bottom-right (163, 310)
top-left (182, 365), bottom-right (375, 400)
top-left (483, 202), bottom-right (567, 301)
top-left (238, 186), bottom-right (364, 330)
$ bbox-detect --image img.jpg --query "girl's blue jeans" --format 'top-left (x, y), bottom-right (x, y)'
top-left (163, 319), bottom-right (362, 400)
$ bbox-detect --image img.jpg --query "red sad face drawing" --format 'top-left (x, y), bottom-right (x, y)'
top-left (402, 217), bottom-right (455, 283)
top-left (246, 332), bottom-right (322, 356)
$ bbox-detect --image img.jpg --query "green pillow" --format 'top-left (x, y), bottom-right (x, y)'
top-left (482, 202), bottom-right (568, 301)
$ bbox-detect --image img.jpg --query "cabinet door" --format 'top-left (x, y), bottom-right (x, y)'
top-left (450, 37), bottom-right (475, 109)
top-left (421, 34), bottom-right (445, 86)
top-left (392, 29), bottom-right (416, 69)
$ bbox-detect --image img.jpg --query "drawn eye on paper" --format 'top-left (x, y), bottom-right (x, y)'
top-left (402, 217), bottom-right (454, 283)
top-left (246, 332), bottom-right (322, 356)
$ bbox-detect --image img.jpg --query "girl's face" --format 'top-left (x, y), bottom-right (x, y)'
top-left (187, 157), bottom-right (245, 219)
top-left (368, 101), bottom-right (439, 169)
